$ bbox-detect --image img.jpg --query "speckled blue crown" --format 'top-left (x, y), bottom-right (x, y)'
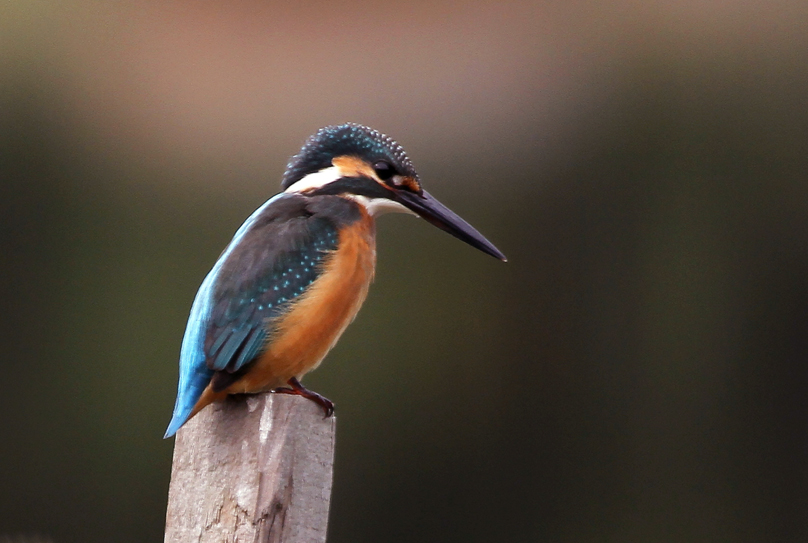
top-left (281, 123), bottom-right (419, 190)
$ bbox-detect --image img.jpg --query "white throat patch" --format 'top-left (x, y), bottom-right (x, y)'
top-left (346, 195), bottom-right (415, 217)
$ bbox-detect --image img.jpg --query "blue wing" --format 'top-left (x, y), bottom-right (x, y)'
top-left (164, 193), bottom-right (340, 437)
top-left (204, 214), bottom-right (337, 376)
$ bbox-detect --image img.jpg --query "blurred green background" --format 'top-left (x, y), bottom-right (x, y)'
top-left (2, 1), bottom-right (808, 541)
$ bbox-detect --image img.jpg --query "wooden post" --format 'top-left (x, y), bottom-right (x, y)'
top-left (164, 393), bottom-right (336, 543)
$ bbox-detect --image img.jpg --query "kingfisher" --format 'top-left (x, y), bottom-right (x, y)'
top-left (164, 123), bottom-right (506, 437)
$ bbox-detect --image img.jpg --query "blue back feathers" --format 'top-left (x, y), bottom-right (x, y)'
top-left (164, 193), bottom-right (353, 437)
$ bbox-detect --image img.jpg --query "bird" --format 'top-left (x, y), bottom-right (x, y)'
top-left (164, 123), bottom-right (506, 437)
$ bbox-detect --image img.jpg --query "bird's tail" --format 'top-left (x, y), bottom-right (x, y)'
top-left (164, 366), bottom-right (213, 438)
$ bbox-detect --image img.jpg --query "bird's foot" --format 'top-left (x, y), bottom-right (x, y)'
top-left (272, 377), bottom-right (334, 417)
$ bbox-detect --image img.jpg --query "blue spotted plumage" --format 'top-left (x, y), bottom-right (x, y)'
top-left (205, 220), bottom-right (338, 375)
top-left (281, 123), bottom-right (419, 190)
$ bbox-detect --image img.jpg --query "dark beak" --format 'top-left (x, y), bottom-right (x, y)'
top-left (394, 190), bottom-right (507, 261)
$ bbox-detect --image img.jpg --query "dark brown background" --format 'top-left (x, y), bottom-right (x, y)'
top-left (2, 1), bottom-right (807, 541)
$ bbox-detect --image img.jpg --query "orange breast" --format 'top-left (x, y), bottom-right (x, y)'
top-left (227, 207), bottom-right (376, 394)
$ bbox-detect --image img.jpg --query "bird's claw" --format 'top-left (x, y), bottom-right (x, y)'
top-left (272, 377), bottom-right (335, 418)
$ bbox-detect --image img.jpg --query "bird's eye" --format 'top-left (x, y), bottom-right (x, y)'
top-left (373, 161), bottom-right (395, 181)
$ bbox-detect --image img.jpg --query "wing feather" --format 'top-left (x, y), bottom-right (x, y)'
top-left (204, 212), bottom-right (338, 375)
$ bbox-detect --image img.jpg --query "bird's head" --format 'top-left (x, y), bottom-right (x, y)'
top-left (282, 123), bottom-right (506, 261)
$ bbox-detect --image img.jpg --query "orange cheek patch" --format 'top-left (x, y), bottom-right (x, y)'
top-left (333, 155), bottom-right (377, 179)
top-left (399, 176), bottom-right (421, 193)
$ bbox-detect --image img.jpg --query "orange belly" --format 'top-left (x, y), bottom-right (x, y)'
top-left (191, 207), bottom-right (376, 414)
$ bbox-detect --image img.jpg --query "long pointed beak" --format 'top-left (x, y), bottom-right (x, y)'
top-left (394, 189), bottom-right (507, 261)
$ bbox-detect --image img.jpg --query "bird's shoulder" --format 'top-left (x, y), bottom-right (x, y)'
top-left (215, 193), bottom-right (362, 287)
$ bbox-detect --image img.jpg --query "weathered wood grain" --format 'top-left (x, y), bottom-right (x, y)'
top-left (164, 393), bottom-right (336, 543)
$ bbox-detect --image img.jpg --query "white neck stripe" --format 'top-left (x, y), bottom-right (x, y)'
top-left (284, 166), bottom-right (342, 194)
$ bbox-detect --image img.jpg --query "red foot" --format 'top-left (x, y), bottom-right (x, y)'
top-left (272, 377), bottom-right (334, 417)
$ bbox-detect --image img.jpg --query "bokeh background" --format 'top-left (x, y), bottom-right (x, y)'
top-left (2, 1), bottom-right (808, 541)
